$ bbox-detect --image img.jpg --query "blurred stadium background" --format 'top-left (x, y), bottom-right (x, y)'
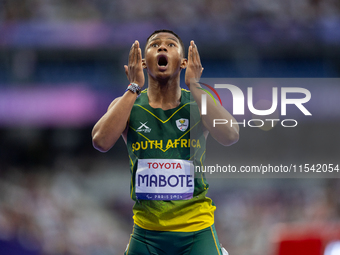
top-left (0, 0), bottom-right (340, 255)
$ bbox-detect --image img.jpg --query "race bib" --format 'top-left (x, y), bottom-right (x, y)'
top-left (135, 159), bottom-right (194, 200)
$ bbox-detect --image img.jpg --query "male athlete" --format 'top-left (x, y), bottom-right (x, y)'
top-left (92, 30), bottom-right (239, 255)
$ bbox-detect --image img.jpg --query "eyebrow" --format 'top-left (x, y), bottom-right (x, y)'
top-left (148, 37), bottom-right (179, 44)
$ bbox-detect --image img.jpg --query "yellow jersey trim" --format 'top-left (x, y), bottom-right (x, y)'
top-left (134, 101), bottom-right (194, 124)
top-left (200, 150), bottom-right (207, 190)
top-left (210, 225), bottom-right (221, 255)
top-left (125, 224), bottom-right (135, 255)
top-left (128, 155), bottom-right (134, 199)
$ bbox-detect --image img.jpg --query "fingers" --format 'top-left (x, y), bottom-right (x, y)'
top-left (128, 42), bottom-right (135, 65)
top-left (191, 41), bottom-right (196, 64)
top-left (193, 41), bottom-right (202, 67)
top-left (185, 40), bottom-right (203, 87)
top-left (137, 45), bottom-right (142, 64)
top-left (125, 40), bottom-right (145, 86)
top-left (188, 42), bottom-right (193, 63)
top-left (133, 41), bottom-right (141, 64)
top-left (188, 40), bottom-right (202, 68)
top-left (126, 41), bottom-right (140, 78)
top-left (128, 40), bottom-right (142, 65)
top-left (124, 65), bottom-right (128, 78)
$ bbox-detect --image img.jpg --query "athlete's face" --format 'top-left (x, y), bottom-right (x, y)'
top-left (143, 32), bottom-right (187, 80)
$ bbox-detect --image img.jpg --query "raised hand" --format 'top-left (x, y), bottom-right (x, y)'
top-left (185, 40), bottom-right (204, 89)
top-left (124, 40), bottom-right (145, 88)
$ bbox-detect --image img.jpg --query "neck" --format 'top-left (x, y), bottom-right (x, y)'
top-left (147, 76), bottom-right (182, 110)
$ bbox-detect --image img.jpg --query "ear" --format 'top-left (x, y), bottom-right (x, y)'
top-left (180, 58), bottom-right (187, 69)
top-left (142, 59), bottom-right (147, 69)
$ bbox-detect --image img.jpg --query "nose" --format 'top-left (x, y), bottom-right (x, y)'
top-left (158, 44), bottom-right (167, 52)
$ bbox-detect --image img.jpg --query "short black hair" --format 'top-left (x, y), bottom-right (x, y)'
top-left (145, 29), bottom-right (185, 57)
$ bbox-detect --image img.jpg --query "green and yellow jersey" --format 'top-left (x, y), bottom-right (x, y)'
top-left (126, 88), bottom-right (215, 232)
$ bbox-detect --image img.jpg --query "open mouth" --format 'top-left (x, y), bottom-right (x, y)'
top-left (157, 55), bottom-right (168, 67)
